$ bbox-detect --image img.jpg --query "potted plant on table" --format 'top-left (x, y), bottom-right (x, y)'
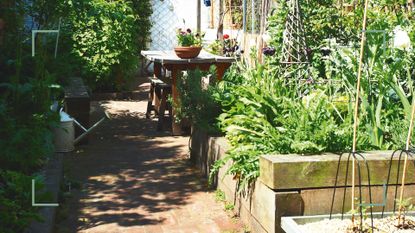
top-left (175, 28), bottom-right (203, 59)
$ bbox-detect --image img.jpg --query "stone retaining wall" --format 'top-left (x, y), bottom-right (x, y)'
top-left (190, 127), bottom-right (415, 233)
top-left (25, 153), bottom-right (64, 233)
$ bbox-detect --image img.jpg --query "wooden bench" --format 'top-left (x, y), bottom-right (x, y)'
top-left (64, 77), bottom-right (90, 144)
top-left (146, 77), bottom-right (172, 131)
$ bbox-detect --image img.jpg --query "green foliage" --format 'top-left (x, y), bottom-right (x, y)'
top-left (215, 189), bottom-right (226, 202)
top-left (176, 67), bottom-right (222, 134)
top-left (66, 0), bottom-right (152, 91)
top-left (176, 28), bottom-right (203, 47)
top-left (214, 189), bottom-right (234, 212)
top-left (206, 0), bottom-right (415, 191)
top-left (330, 46), bottom-right (415, 149)
top-left (210, 62), bottom-right (361, 188)
top-left (0, 171), bottom-right (41, 233)
top-left (0, 1), bottom-right (63, 231)
top-left (225, 202), bottom-right (235, 211)
top-left (397, 197), bottom-right (414, 213)
top-left (207, 40), bottom-right (223, 55)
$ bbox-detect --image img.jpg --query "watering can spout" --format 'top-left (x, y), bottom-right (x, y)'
top-left (53, 109), bottom-right (110, 152)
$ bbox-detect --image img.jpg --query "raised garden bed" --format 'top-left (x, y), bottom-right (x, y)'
top-left (281, 212), bottom-right (415, 233)
top-left (191, 127), bottom-right (415, 233)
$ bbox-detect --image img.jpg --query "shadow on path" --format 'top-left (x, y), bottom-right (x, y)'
top-left (55, 81), bottom-right (241, 233)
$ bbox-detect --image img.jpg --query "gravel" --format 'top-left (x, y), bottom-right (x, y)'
top-left (299, 216), bottom-right (415, 233)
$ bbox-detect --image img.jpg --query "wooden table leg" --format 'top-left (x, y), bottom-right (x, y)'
top-left (216, 62), bottom-right (232, 81)
top-left (170, 68), bottom-right (182, 135)
top-left (154, 62), bottom-right (162, 78)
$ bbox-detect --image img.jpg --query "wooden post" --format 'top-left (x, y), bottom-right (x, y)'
top-left (154, 62), bottom-right (162, 79)
top-left (210, 0), bottom-right (215, 28)
top-left (197, 0), bottom-right (201, 32)
top-left (217, 0), bottom-right (225, 55)
top-left (170, 68), bottom-right (182, 135)
top-left (216, 63), bottom-right (232, 81)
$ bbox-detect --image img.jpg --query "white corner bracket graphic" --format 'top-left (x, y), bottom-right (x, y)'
top-left (31, 179), bottom-right (59, 207)
top-left (31, 18), bottom-right (61, 58)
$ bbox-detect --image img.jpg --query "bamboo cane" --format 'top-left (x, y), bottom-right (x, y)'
top-left (351, 0), bottom-right (370, 227)
top-left (397, 97), bottom-right (415, 223)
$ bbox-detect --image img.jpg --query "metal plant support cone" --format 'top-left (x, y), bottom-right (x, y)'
top-left (330, 0), bottom-right (374, 231)
top-left (382, 97), bottom-right (415, 228)
top-left (280, 0), bottom-right (309, 65)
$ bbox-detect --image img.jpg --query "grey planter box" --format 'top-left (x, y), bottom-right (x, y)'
top-left (281, 212), bottom-right (415, 233)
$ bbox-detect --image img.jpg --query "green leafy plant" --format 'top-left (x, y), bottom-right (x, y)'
top-left (215, 189), bottom-right (226, 202)
top-left (206, 1), bottom-right (415, 191)
top-left (0, 1), bottom-right (64, 231)
top-left (175, 66), bottom-right (222, 134)
top-left (176, 28), bottom-right (203, 47)
top-left (0, 171), bottom-right (41, 233)
top-left (66, 0), bottom-right (152, 91)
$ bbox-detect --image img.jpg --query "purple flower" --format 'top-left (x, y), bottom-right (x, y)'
top-left (305, 78), bottom-right (314, 84)
top-left (320, 47), bottom-right (331, 57)
top-left (186, 28), bottom-right (192, 33)
top-left (180, 31), bottom-right (186, 35)
top-left (262, 47), bottom-right (276, 56)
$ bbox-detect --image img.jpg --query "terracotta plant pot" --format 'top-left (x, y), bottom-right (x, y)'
top-left (174, 46), bottom-right (202, 59)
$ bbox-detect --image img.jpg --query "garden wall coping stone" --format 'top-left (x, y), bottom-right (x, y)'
top-left (260, 152), bottom-right (415, 190)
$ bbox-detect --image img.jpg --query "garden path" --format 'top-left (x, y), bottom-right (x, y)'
top-left (55, 79), bottom-right (244, 233)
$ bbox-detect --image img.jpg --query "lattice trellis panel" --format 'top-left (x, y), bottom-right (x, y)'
top-left (149, 0), bottom-right (180, 50)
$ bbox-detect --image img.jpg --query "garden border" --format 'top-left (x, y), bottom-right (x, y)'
top-left (191, 127), bottom-right (415, 233)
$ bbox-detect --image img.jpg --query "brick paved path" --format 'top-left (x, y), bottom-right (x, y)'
top-left (55, 82), bottom-right (244, 233)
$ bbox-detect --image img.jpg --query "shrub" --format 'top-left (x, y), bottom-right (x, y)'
top-left (0, 171), bottom-right (42, 233)
top-left (66, 0), bottom-right (152, 91)
top-left (176, 67), bottom-right (222, 134)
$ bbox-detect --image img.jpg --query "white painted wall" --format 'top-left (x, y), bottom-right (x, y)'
top-left (149, 0), bottom-right (243, 51)
top-left (149, 0), bottom-right (211, 50)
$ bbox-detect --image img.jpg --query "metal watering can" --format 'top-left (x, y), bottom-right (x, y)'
top-left (53, 108), bottom-right (110, 152)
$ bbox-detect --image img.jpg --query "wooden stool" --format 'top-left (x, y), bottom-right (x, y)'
top-left (146, 77), bottom-right (172, 130)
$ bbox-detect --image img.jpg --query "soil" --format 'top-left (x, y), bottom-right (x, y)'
top-left (299, 216), bottom-right (415, 233)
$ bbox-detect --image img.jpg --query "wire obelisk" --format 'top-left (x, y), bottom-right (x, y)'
top-left (280, 0), bottom-right (309, 65)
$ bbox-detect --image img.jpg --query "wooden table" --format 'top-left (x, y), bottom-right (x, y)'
top-left (141, 50), bottom-right (235, 135)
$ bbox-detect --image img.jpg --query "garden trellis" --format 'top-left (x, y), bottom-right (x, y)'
top-left (280, 0), bottom-right (308, 65)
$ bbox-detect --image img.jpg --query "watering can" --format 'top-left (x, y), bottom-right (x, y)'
top-left (53, 108), bottom-right (110, 152)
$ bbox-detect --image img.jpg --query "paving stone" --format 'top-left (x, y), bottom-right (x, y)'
top-left (55, 79), bottom-right (244, 233)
